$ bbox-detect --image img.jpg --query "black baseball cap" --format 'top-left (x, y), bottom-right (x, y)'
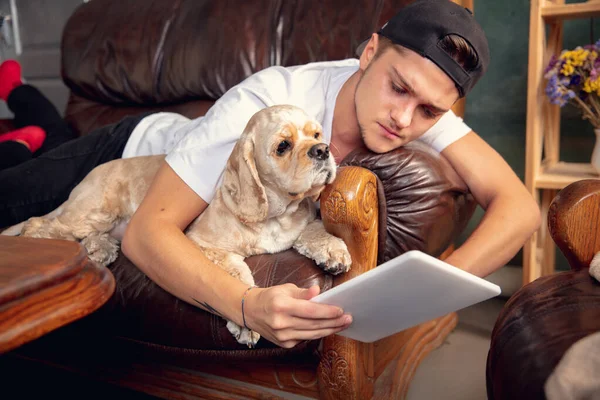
top-left (356, 0), bottom-right (490, 97)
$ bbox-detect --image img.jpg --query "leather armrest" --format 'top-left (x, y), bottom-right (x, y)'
top-left (339, 142), bottom-right (476, 264)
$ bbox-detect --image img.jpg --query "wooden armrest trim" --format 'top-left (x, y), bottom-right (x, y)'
top-left (548, 179), bottom-right (600, 270)
top-left (317, 166), bottom-right (378, 400)
top-left (320, 166), bottom-right (379, 286)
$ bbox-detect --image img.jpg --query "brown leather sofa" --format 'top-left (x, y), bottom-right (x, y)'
top-left (8, 1), bottom-right (477, 399)
top-left (486, 179), bottom-right (600, 400)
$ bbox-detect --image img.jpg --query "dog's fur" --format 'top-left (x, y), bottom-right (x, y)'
top-left (2, 105), bottom-right (352, 347)
top-left (590, 252), bottom-right (600, 282)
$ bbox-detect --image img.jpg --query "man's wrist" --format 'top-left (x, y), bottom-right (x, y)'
top-left (241, 285), bottom-right (259, 330)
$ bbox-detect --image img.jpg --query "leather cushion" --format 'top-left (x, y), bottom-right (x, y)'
top-left (486, 270), bottom-right (600, 400)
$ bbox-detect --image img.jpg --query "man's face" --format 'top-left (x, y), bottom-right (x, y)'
top-left (354, 36), bottom-right (460, 153)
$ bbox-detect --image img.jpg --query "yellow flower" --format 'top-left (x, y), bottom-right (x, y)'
top-left (561, 62), bottom-right (575, 76)
top-left (560, 48), bottom-right (591, 67)
top-left (584, 77), bottom-right (600, 94)
top-left (574, 50), bottom-right (588, 67)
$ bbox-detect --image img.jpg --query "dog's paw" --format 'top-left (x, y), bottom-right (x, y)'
top-left (314, 237), bottom-right (352, 275)
top-left (590, 252), bottom-right (600, 282)
top-left (226, 320), bottom-right (260, 348)
top-left (21, 217), bottom-right (51, 238)
top-left (81, 234), bottom-right (119, 268)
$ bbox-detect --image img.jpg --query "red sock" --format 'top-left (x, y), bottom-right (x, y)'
top-left (0, 126), bottom-right (46, 153)
top-left (0, 60), bottom-right (23, 101)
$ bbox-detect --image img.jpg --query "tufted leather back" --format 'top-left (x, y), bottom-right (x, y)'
top-left (61, 0), bottom-right (410, 107)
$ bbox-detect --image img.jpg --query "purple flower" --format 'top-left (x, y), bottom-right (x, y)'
top-left (570, 75), bottom-right (582, 86)
top-left (544, 75), bottom-right (579, 107)
top-left (544, 55), bottom-right (559, 74)
top-left (546, 76), bottom-right (565, 106)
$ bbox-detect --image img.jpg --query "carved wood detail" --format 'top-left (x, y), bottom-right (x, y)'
top-left (190, 361), bottom-right (320, 398)
top-left (323, 191), bottom-right (347, 224)
top-left (319, 349), bottom-right (351, 392)
top-left (318, 166), bottom-right (379, 400)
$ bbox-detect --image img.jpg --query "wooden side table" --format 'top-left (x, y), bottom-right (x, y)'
top-left (0, 235), bottom-right (115, 353)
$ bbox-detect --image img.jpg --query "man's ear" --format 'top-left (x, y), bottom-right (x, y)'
top-left (221, 131), bottom-right (268, 224)
top-left (359, 33), bottom-right (379, 71)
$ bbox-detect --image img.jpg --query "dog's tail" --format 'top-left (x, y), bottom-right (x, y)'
top-left (0, 205), bottom-right (65, 236)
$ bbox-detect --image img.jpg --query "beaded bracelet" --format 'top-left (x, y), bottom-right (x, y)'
top-left (241, 285), bottom-right (258, 330)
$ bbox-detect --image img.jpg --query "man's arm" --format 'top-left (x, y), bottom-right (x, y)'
top-left (440, 131), bottom-right (541, 277)
top-left (121, 161), bottom-right (351, 348)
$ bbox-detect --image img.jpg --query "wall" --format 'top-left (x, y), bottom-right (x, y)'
top-left (460, 0), bottom-right (600, 270)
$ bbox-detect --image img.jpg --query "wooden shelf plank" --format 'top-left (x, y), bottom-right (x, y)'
top-left (542, 1), bottom-right (600, 20)
top-left (535, 162), bottom-right (600, 189)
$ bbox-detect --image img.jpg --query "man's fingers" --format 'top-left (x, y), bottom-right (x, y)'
top-left (289, 299), bottom-right (344, 319)
top-left (281, 314), bottom-right (352, 331)
top-left (292, 285), bottom-right (321, 300)
top-left (275, 325), bottom-right (350, 343)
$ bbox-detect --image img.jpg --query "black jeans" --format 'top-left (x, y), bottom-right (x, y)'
top-left (0, 112), bottom-right (150, 227)
top-left (12, 84), bottom-right (77, 154)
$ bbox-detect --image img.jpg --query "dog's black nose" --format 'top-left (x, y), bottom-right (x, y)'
top-left (308, 143), bottom-right (329, 161)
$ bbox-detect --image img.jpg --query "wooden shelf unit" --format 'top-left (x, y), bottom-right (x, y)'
top-left (523, 0), bottom-right (600, 285)
top-left (542, 1), bottom-right (600, 19)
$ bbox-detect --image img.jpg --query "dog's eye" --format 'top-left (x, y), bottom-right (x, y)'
top-left (314, 132), bottom-right (320, 139)
top-left (276, 140), bottom-right (291, 156)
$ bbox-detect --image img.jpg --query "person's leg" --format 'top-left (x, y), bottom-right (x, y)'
top-left (0, 141), bottom-right (32, 170)
top-left (0, 60), bottom-right (76, 153)
top-left (7, 85), bottom-right (76, 153)
top-left (0, 113), bottom-right (149, 228)
top-left (0, 125), bottom-right (46, 170)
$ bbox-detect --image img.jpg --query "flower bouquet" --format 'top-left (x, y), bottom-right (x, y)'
top-left (545, 40), bottom-right (600, 173)
top-left (545, 40), bottom-right (600, 126)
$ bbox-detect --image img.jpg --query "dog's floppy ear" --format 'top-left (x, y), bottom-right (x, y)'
top-left (222, 130), bottom-right (268, 224)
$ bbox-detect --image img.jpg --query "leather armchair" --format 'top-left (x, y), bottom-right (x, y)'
top-left (486, 179), bottom-right (600, 400)
top-left (9, 1), bottom-right (477, 399)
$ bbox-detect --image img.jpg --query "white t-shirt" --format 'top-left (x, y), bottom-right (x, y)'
top-left (121, 59), bottom-right (471, 203)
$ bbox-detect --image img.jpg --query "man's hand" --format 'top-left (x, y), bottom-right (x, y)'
top-left (244, 284), bottom-right (352, 348)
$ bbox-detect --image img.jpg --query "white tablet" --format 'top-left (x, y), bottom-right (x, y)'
top-left (311, 250), bottom-right (501, 343)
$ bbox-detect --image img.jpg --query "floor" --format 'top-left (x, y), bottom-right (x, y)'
top-left (406, 265), bottom-right (518, 400)
top-left (406, 297), bottom-right (506, 400)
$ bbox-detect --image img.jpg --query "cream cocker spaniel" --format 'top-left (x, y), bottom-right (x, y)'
top-left (3, 105), bottom-right (352, 347)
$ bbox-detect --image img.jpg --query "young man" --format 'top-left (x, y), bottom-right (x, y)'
top-left (0, 0), bottom-right (540, 348)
